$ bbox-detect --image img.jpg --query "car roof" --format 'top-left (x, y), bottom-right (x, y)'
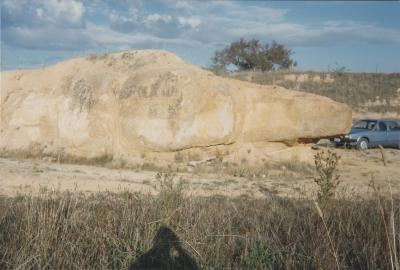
top-left (380, 118), bottom-right (400, 122)
top-left (359, 118), bottom-right (400, 122)
top-left (359, 119), bottom-right (377, 122)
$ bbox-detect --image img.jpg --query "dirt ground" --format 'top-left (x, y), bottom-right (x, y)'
top-left (1, 145), bottom-right (399, 199)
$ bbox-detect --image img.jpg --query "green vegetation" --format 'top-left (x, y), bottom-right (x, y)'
top-left (212, 38), bottom-right (296, 72)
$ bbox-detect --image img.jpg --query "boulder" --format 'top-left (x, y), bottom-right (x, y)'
top-left (0, 50), bottom-right (352, 159)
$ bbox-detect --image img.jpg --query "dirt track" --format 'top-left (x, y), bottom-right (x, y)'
top-left (0, 147), bottom-right (399, 198)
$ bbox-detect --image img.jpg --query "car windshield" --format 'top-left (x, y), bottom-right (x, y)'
top-left (352, 120), bottom-right (377, 130)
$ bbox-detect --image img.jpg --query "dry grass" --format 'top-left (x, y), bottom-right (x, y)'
top-left (0, 178), bottom-right (399, 269)
top-left (226, 71), bottom-right (400, 114)
top-left (0, 146), bottom-right (314, 182)
top-left (0, 146), bottom-right (115, 168)
top-left (0, 149), bottom-right (398, 268)
top-left (191, 158), bottom-right (313, 179)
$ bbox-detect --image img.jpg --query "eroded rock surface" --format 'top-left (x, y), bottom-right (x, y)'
top-left (0, 50), bottom-right (352, 160)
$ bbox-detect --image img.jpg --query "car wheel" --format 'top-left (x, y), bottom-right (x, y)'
top-left (357, 138), bottom-right (369, 151)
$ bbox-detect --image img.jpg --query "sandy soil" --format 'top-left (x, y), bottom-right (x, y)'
top-left (0, 147), bottom-right (399, 198)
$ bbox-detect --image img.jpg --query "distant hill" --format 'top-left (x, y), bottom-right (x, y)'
top-left (219, 71), bottom-right (400, 119)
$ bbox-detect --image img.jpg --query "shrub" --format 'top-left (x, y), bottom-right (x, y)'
top-left (212, 38), bottom-right (295, 71)
top-left (314, 150), bottom-right (341, 205)
top-left (155, 172), bottom-right (185, 214)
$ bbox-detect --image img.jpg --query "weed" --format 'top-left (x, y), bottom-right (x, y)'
top-left (174, 152), bottom-right (185, 163)
top-left (314, 201), bottom-right (341, 270)
top-left (141, 162), bottom-right (162, 172)
top-left (142, 180), bottom-right (152, 186)
top-left (314, 150), bottom-right (341, 205)
top-left (155, 171), bottom-right (185, 214)
top-left (369, 176), bottom-right (399, 270)
top-left (32, 165), bottom-right (44, 173)
top-left (275, 159), bottom-right (313, 176)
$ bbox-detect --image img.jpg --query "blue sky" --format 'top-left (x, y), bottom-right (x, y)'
top-left (1, 0), bottom-right (399, 72)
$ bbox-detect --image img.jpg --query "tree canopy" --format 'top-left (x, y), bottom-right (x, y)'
top-left (211, 38), bottom-right (296, 71)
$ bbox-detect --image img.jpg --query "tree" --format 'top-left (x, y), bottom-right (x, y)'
top-left (267, 41), bottom-right (295, 70)
top-left (212, 38), bottom-right (296, 71)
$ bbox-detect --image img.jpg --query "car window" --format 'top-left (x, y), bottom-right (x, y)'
top-left (353, 121), bottom-right (367, 129)
top-left (387, 121), bottom-right (400, 131)
top-left (368, 122), bottom-right (376, 130)
top-left (353, 120), bottom-right (377, 130)
top-left (377, 122), bottom-right (387, 131)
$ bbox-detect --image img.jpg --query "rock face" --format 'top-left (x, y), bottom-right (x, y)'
top-left (0, 50), bottom-right (352, 159)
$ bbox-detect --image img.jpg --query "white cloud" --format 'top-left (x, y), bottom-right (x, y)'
top-left (191, 1), bottom-right (288, 26)
top-left (145, 13), bottom-right (172, 24)
top-left (41, 0), bottom-right (85, 26)
top-left (36, 8), bottom-right (44, 19)
top-left (178, 17), bottom-right (201, 28)
top-left (88, 21), bottom-right (203, 47)
top-left (231, 21), bottom-right (400, 46)
top-left (173, 0), bottom-right (197, 10)
top-left (1, 0), bottom-right (85, 28)
top-left (109, 9), bottom-right (138, 24)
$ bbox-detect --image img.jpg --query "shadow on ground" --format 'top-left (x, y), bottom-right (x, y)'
top-left (130, 226), bottom-right (198, 270)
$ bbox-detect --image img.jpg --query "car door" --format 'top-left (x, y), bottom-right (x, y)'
top-left (368, 121), bottom-right (388, 147)
top-left (387, 121), bottom-right (400, 147)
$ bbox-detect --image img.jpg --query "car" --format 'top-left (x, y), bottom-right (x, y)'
top-left (332, 118), bottom-right (400, 150)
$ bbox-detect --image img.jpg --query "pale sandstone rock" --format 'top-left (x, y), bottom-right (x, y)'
top-left (0, 50), bottom-right (352, 159)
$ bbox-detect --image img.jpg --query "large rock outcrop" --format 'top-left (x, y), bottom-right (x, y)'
top-left (0, 50), bottom-right (352, 159)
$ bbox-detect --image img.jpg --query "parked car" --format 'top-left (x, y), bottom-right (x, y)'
top-left (332, 119), bottom-right (400, 150)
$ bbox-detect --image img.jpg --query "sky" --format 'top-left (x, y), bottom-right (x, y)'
top-left (1, 0), bottom-right (400, 72)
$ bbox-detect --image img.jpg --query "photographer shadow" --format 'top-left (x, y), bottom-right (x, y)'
top-left (130, 225), bottom-right (199, 270)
